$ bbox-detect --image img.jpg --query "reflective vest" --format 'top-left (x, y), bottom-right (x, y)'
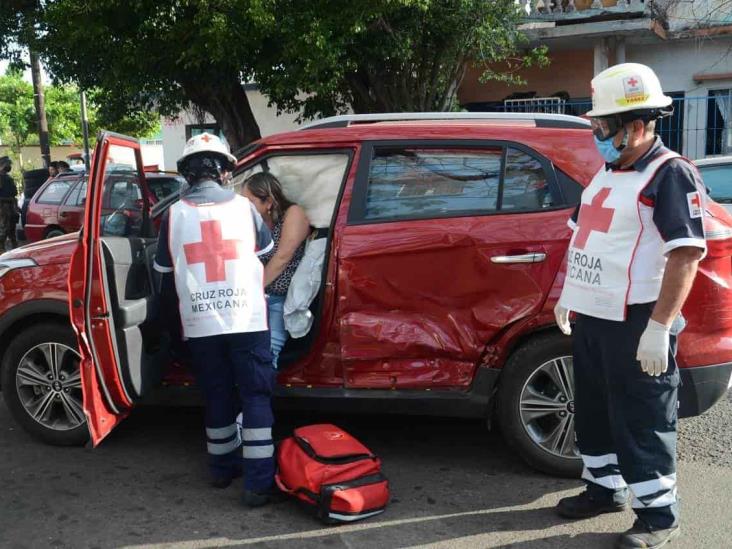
top-left (559, 151), bottom-right (679, 321)
top-left (168, 196), bottom-right (268, 338)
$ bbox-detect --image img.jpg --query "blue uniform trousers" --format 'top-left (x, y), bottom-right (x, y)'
top-left (573, 302), bottom-right (680, 529)
top-left (188, 330), bottom-right (276, 492)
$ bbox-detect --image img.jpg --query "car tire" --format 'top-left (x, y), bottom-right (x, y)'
top-left (496, 332), bottom-right (582, 478)
top-left (44, 228), bottom-right (65, 239)
top-left (1, 322), bottom-right (89, 446)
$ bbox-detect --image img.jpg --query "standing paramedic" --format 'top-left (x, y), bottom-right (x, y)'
top-left (553, 63), bottom-right (706, 549)
top-left (153, 133), bottom-right (282, 507)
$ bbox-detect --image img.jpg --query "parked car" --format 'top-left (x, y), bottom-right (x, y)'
top-left (23, 169), bottom-right (185, 242)
top-left (694, 155), bottom-right (732, 213)
top-left (1, 114), bottom-right (731, 478)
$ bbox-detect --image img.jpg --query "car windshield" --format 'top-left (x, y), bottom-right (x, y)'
top-left (698, 164), bottom-right (732, 203)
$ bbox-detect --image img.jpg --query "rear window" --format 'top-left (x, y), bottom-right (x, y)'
top-left (698, 164), bottom-right (732, 203)
top-left (36, 179), bottom-right (74, 205)
top-left (365, 148), bottom-right (502, 220)
top-left (361, 146), bottom-right (556, 222)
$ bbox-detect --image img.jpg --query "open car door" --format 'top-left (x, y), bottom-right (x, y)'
top-left (69, 132), bottom-right (168, 445)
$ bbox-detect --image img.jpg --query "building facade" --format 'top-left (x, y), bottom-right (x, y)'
top-left (459, 0), bottom-right (732, 159)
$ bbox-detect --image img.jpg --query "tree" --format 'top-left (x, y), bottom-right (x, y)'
top-left (0, 70), bottom-right (160, 152)
top-left (253, 0), bottom-right (547, 119)
top-left (40, 0), bottom-right (264, 151)
top-left (35, 1), bottom-right (544, 150)
top-left (0, 69), bottom-right (36, 156)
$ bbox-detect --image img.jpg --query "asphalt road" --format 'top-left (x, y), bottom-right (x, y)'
top-left (0, 391), bottom-right (730, 549)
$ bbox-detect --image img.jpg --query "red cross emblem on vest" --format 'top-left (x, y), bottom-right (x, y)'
top-left (574, 187), bottom-right (615, 250)
top-left (184, 220), bottom-right (241, 282)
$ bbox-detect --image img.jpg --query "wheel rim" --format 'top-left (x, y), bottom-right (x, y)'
top-left (518, 355), bottom-right (580, 460)
top-left (15, 342), bottom-right (85, 431)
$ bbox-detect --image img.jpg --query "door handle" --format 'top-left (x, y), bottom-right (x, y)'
top-left (491, 252), bottom-right (546, 264)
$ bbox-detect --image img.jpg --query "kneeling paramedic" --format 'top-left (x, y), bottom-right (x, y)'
top-left (554, 63), bottom-right (706, 549)
top-left (154, 133), bottom-right (280, 507)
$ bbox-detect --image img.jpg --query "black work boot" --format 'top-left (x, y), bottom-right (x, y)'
top-left (210, 464), bottom-right (243, 489)
top-left (242, 485), bottom-right (288, 508)
top-left (557, 490), bottom-right (629, 519)
top-left (616, 519), bottom-right (680, 548)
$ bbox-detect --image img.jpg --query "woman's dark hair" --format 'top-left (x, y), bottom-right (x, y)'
top-left (243, 172), bottom-right (294, 222)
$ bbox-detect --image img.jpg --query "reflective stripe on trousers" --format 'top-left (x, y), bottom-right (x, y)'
top-left (573, 303), bottom-right (680, 529)
top-left (188, 330), bottom-right (276, 491)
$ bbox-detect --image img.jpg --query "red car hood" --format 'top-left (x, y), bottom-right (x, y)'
top-left (4, 232), bottom-right (78, 266)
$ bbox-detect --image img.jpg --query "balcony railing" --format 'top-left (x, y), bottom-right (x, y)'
top-left (517, 0), bottom-right (649, 20)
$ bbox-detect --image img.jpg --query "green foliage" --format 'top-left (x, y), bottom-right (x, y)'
top-left (6, 0), bottom-right (545, 148)
top-left (0, 69), bottom-right (159, 153)
top-left (39, 0), bottom-right (265, 149)
top-left (0, 69), bottom-right (35, 152)
top-left (253, 0), bottom-right (549, 117)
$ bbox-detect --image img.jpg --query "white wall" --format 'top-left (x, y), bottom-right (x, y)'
top-left (666, 0), bottom-right (732, 32)
top-left (628, 37), bottom-right (732, 158)
top-left (161, 86), bottom-right (303, 170)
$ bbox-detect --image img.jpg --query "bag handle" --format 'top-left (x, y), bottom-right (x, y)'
top-left (275, 473), bottom-right (294, 494)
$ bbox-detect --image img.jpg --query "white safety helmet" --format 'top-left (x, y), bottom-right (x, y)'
top-left (178, 132), bottom-right (236, 165)
top-left (587, 63), bottom-right (672, 118)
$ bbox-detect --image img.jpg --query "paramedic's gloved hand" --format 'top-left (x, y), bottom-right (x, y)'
top-left (554, 303), bottom-right (572, 336)
top-left (636, 319), bottom-right (670, 376)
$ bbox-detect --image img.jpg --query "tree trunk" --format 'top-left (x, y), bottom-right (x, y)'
top-left (183, 78), bottom-right (261, 153)
top-left (30, 49), bottom-right (51, 168)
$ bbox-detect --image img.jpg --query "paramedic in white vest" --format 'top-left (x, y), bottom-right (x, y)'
top-left (153, 133), bottom-right (282, 507)
top-left (554, 64), bottom-right (706, 549)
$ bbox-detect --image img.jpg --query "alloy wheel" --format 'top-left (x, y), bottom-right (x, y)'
top-left (518, 355), bottom-right (579, 460)
top-left (15, 342), bottom-right (85, 431)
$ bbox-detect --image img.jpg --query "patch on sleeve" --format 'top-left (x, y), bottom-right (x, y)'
top-left (687, 191), bottom-right (702, 219)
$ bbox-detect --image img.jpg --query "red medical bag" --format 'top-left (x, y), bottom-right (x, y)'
top-left (275, 424), bottom-right (389, 523)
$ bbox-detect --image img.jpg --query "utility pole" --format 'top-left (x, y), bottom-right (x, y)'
top-left (30, 49), bottom-right (51, 167)
top-left (80, 91), bottom-right (91, 171)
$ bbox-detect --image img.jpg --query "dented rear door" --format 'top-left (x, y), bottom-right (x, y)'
top-left (337, 141), bottom-right (572, 389)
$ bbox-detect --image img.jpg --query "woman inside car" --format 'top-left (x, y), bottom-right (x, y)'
top-left (242, 173), bottom-right (310, 367)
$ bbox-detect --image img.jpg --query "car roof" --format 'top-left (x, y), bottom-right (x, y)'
top-left (694, 156), bottom-right (732, 167)
top-left (48, 170), bottom-right (182, 180)
top-left (245, 114), bottom-right (601, 186)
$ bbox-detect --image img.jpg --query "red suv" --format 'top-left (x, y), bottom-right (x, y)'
top-left (23, 169), bottom-right (184, 242)
top-left (1, 115), bottom-right (731, 477)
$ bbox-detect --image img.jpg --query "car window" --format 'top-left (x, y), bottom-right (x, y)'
top-left (107, 179), bottom-right (142, 210)
top-left (698, 164), bottom-right (732, 203)
top-left (75, 181), bottom-right (88, 206)
top-left (63, 179), bottom-right (88, 207)
top-left (99, 145), bottom-right (147, 237)
top-left (147, 176), bottom-right (184, 201)
top-left (502, 148), bottom-right (553, 211)
top-left (36, 180), bottom-right (74, 205)
top-left (364, 148), bottom-right (502, 221)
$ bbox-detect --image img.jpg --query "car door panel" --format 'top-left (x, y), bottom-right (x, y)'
top-left (69, 132), bottom-right (162, 446)
top-left (338, 141), bottom-right (571, 389)
top-left (338, 212), bottom-right (569, 388)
